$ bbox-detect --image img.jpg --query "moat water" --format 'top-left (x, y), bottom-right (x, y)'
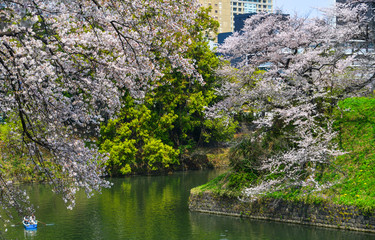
top-left (4, 170), bottom-right (375, 239)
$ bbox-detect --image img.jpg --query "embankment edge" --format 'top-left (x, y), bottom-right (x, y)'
top-left (189, 191), bottom-right (375, 233)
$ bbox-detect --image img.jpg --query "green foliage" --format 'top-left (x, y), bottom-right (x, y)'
top-left (197, 116), bottom-right (296, 195)
top-left (143, 138), bottom-right (179, 171)
top-left (0, 123), bottom-right (42, 182)
top-left (99, 95), bottom-right (180, 175)
top-left (99, 7), bottom-right (237, 175)
top-left (202, 116), bottom-right (237, 143)
top-left (229, 117), bottom-right (292, 177)
top-left (194, 173), bottom-right (226, 193)
top-left (229, 135), bottom-right (265, 174)
top-left (226, 171), bottom-right (258, 191)
top-left (193, 170), bottom-right (258, 197)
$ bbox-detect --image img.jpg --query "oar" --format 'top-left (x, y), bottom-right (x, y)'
top-left (37, 220), bottom-right (47, 226)
top-left (13, 220), bottom-right (28, 227)
top-left (38, 220), bottom-right (54, 226)
top-left (11, 221), bottom-right (27, 227)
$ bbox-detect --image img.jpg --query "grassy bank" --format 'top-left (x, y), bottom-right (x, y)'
top-left (192, 97), bottom-right (375, 211)
top-left (329, 97), bottom-right (375, 210)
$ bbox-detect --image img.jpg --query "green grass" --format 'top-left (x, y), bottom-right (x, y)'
top-left (328, 97), bottom-right (375, 210)
top-left (192, 96), bottom-right (375, 211)
top-left (191, 170), bottom-right (259, 197)
top-left (272, 97), bottom-right (375, 210)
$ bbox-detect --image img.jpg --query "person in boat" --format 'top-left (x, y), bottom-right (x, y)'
top-left (30, 214), bottom-right (36, 224)
top-left (23, 216), bottom-right (30, 225)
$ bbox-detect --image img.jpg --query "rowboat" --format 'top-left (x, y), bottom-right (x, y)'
top-left (23, 221), bottom-right (37, 230)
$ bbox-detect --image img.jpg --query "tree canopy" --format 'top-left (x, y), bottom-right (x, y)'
top-left (98, 7), bottom-right (237, 176)
top-left (0, 0), bottom-right (202, 217)
top-left (212, 1), bottom-right (375, 197)
top-left (1, 0), bottom-right (375, 226)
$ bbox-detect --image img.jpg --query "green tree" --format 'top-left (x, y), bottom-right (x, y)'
top-left (99, 7), bottom-right (237, 175)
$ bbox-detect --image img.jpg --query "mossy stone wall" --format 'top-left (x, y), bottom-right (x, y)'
top-left (189, 191), bottom-right (375, 233)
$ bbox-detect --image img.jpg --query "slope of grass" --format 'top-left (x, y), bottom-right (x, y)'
top-left (192, 96), bottom-right (375, 211)
top-left (329, 97), bottom-right (375, 210)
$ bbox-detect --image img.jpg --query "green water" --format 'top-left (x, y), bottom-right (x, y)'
top-left (4, 170), bottom-right (375, 240)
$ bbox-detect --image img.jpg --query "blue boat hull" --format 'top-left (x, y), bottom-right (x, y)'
top-left (23, 221), bottom-right (37, 230)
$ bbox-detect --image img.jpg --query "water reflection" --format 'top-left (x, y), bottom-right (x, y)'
top-left (189, 211), bottom-right (375, 240)
top-left (24, 229), bottom-right (37, 239)
top-left (3, 170), bottom-right (375, 240)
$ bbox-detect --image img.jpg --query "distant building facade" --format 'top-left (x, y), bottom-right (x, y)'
top-left (198, 0), bottom-right (232, 33)
top-left (230, 0), bottom-right (273, 31)
top-left (218, 12), bottom-right (288, 45)
top-left (233, 13), bottom-right (256, 32)
top-left (198, 0), bottom-right (273, 34)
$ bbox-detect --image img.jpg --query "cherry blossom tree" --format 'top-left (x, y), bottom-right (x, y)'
top-left (212, 1), bottom-right (375, 198)
top-left (0, 0), bottom-right (202, 221)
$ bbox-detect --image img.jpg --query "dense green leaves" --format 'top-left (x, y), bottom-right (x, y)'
top-left (99, 95), bottom-right (180, 175)
top-left (98, 8), bottom-right (237, 175)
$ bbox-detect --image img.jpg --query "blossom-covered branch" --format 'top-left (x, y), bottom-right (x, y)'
top-left (0, 0), bottom-right (202, 218)
top-left (213, 1), bottom-right (375, 198)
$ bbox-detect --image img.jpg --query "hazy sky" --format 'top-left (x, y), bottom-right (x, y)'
top-left (275, 0), bottom-right (336, 18)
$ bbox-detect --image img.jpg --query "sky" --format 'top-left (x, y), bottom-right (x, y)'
top-left (275, 0), bottom-right (336, 18)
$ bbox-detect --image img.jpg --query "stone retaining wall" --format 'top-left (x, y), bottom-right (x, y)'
top-left (189, 191), bottom-right (375, 233)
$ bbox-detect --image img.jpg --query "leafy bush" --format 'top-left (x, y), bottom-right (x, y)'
top-left (229, 118), bottom-right (292, 177)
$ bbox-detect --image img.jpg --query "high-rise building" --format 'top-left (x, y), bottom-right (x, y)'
top-left (231, 0), bottom-right (273, 15)
top-left (198, 0), bottom-right (232, 33)
top-left (231, 0), bottom-right (273, 31)
top-left (198, 0), bottom-right (274, 33)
